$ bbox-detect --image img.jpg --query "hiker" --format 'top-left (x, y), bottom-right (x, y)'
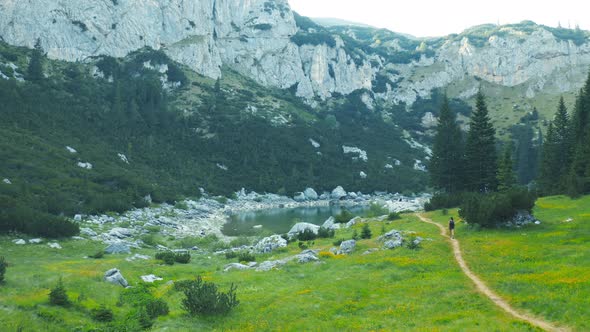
top-left (449, 217), bottom-right (455, 239)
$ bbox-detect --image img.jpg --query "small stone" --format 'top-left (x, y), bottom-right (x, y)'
top-left (28, 238), bottom-right (43, 244)
top-left (105, 243), bottom-right (131, 254)
top-left (48, 242), bottom-right (62, 249)
top-left (2, 178), bottom-right (11, 185)
top-left (141, 274), bottom-right (163, 283)
top-left (104, 268), bottom-right (129, 287)
top-left (13, 239), bottom-right (26, 245)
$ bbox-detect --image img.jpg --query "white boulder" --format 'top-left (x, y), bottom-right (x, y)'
top-left (303, 188), bottom-right (318, 200)
top-left (104, 268), bottom-right (129, 287)
top-left (253, 235), bottom-right (287, 254)
top-left (48, 242), bottom-right (62, 249)
top-left (141, 274), bottom-right (163, 283)
top-left (2, 178), bottom-right (11, 184)
top-left (331, 186), bottom-right (347, 200)
top-left (338, 240), bottom-right (356, 255)
top-left (288, 222), bottom-right (320, 239)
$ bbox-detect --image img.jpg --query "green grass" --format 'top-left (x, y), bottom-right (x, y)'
top-left (0, 214), bottom-right (540, 331)
top-left (426, 195), bottom-right (590, 331)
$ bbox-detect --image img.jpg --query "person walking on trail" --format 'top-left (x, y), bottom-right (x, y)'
top-left (449, 217), bottom-right (455, 239)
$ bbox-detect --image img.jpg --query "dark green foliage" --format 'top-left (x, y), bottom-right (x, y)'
top-left (424, 192), bottom-right (467, 211)
top-left (333, 238), bottom-right (344, 246)
top-left (429, 95), bottom-right (465, 193)
top-left (387, 212), bottom-right (401, 221)
top-left (317, 227), bottom-right (335, 238)
top-left (539, 97), bottom-right (572, 194)
top-left (352, 229), bottom-right (359, 240)
top-left (511, 123), bottom-right (539, 185)
top-left (174, 251), bottom-right (191, 264)
top-left (49, 278), bottom-right (70, 306)
top-left (90, 250), bottom-right (105, 259)
top-left (253, 24), bottom-right (272, 31)
top-left (145, 298), bottom-right (169, 319)
top-left (405, 236), bottom-right (421, 250)
top-left (366, 202), bottom-right (389, 217)
top-left (458, 187), bottom-right (536, 228)
top-left (181, 276), bottom-right (239, 316)
top-left (155, 251), bottom-right (176, 265)
top-left (335, 209), bottom-right (354, 223)
top-left (565, 73), bottom-right (590, 197)
top-left (91, 305), bottom-right (114, 322)
top-left (291, 32), bottom-right (337, 47)
top-left (119, 283), bottom-right (169, 326)
top-left (464, 90), bottom-right (498, 192)
top-left (296, 229), bottom-right (317, 241)
top-left (293, 12), bottom-right (321, 31)
top-left (497, 144), bottom-right (516, 192)
top-left (27, 39), bottom-right (44, 82)
top-left (361, 223), bottom-right (372, 239)
top-left (0, 256), bottom-right (6, 283)
top-left (545, 25), bottom-right (588, 46)
top-left (225, 251), bottom-right (238, 259)
top-left (237, 251), bottom-right (255, 262)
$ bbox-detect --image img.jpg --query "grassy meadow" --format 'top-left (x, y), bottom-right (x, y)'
top-left (3, 194), bottom-right (589, 331)
top-left (425, 195), bottom-right (590, 331)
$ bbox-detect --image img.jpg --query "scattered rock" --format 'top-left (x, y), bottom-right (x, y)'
top-left (118, 153), bottom-right (129, 164)
top-left (359, 171), bottom-right (367, 179)
top-left (109, 228), bottom-right (133, 239)
top-left (296, 252), bottom-right (319, 263)
top-left (303, 188), bottom-right (318, 200)
top-left (141, 274), bottom-right (163, 283)
top-left (293, 192), bottom-right (306, 202)
top-left (77, 162), bottom-right (93, 170)
top-left (48, 242), bottom-right (62, 249)
top-left (74, 214), bottom-right (83, 222)
top-left (126, 254), bottom-right (150, 262)
top-left (2, 178), bottom-right (11, 184)
top-left (28, 238), bottom-right (43, 244)
top-left (80, 227), bottom-right (97, 237)
top-left (345, 217), bottom-right (362, 228)
top-left (338, 240), bottom-right (356, 255)
top-left (255, 260), bottom-right (285, 272)
top-left (505, 211), bottom-right (539, 227)
top-left (321, 216), bottom-right (340, 230)
top-left (253, 235), bottom-right (287, 254)
top-left (287, 222), bottom-right (320, 239)
top-left (104, 268), bottom-right (129, 287)
top-left (383, 240), bottom-right (403, 249)
top-left (309, 138), bottom-right (320, 148)
top-left (331, 186), bottom-right (347, 200)
top-left (224, 263), bottom-right (252, 272)
top-left (380, 230), bottom-right (404, 249)
top-left (66, 146), bottom-right (77, 153)
top-left (363, 248), bottom-right (380, 255)
top-left (105, 243), bottom-right (131, 254)
top-left (13, 239), bottom-right (26, 245)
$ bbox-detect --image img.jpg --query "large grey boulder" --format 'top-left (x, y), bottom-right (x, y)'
top-left (104, 268), bottom-right (129, 287)
top-left (13, 239), bottom-right (26, 245)
top-left (345, 216), bottom-right (362, 228)
top-left (296, 253), bottom-right (319, 263)
top-left (80, 227), bottom-right (97, 237)
top-left (383, 240), bottom-right (403, 249)
top-left (380, 229), bottom-right (404, 249)
top-left (338, 240), bottom-right (356, 255)
top-left (109, 228), bottom-right (133, 239)
top-left (303, 188), bottom-right (318, 200)
top-left (105, 242), bottom-right (131, 254)
top-left (321, 216), bottom-right (341, 230)
top-left (287, 222), bottom-right (320, 239)
top-left (253, 235), bottom-right (287, 254)
top-left (293, 192), bottom-right (306, 202)
top-left (331, 186), bottom-right (347, 200)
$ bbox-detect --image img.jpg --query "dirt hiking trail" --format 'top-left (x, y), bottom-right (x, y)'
top-left (416, 213), bottom-right (569, 332)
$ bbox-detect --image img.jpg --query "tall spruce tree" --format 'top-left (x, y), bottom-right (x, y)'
top-left (464, 90), bottom-right (498, 192)
top-left (539, 123), bottom-right (559, 193)
top-left (429, 95), bottom-right (465, 193)
top-left (497, 143), bottom-right (516, 192)
top-left (27, 39), bottom-right (44, 82)
top-left (566, 73), bottom-right (590, 196)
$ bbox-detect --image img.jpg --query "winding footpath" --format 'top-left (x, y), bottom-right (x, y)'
top-left (416, 214), bottom-right (569, 332)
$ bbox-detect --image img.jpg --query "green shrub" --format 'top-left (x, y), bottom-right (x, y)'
top-left (333, 238), bottom-right (344, 246)
top-left (366, 202), bottom-right (389, 217)
top-left (237, 251), bottom-right (255, 262)
top-left (225, 251), bottom-right (238, 259)
top-left (317, 227), bottom-right (335, 238)
top-left (387, 212), bottom-right (401, 221)
top-left (49, 278), bottom-right (70, 306)
top-left (181, 276), bottom-right (239, 316)
top-left (174, 252), bottom-right (191, 264)
top-left (335, 209), bottom-right (354, 224)
top-left (91, 305), bottom-right (114, 322)
top-left (297, 229), bottom-right (317, 241)
top-left (0, 256), bottom-right (6, 283)
top-left (89, 250), bottom-right (104, 259)
top-left (406, 236), bottom-right (421, 250)
top-left (174, 201), bottom-right (189, 210)
top-left (155, 251), bottom-right (176, 265)
top-left (361, 224), bottom-right (372, 239)
top-left (425, 192), bottom-right (466, 211)
top-left (352, 229), bottom-right (359, 241)
top-left (458, 187), bottom-right (537, 228)
top-left (140, 234), bottom-right (158, 246)
top-left (145, 298), bottom-right (169, 319)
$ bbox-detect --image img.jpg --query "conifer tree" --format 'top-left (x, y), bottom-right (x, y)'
top-left (497, 144), bottom-right (516, 192)
top-left (538, 123), bottom-right (559, 193)
top-left (464, 90), bottom-right (498, 192)
top-left (566, 73), bottom-right (590, 196)
top-left (428, 95), bottom-right (465, 193)
top-left (27, 39), bottom-right (44, 82)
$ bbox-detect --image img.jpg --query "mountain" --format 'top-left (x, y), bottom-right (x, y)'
top-left (1, 0), bottom-right (589, 229)
top-left (311, 17), bottom-right (375, 29)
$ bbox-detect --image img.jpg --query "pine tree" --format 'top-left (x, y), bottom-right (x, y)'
top-left (27, 39), bottom-right (44, 82)
top-left (428, 95), bottom-right (465, 193)
top-left (566, 73), bottom-right (590, 196)
top-left (464, 90), bottom-right (498, 192)
top-left (497, 143), bottom-right (516, 192)
top-left (539, 123), bottom-right (558, 193)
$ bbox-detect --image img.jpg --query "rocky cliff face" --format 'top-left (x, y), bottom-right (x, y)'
top-left (0, 0), bottom-right (373, 99)
top-left (1, 1), bottom-right (589, 107)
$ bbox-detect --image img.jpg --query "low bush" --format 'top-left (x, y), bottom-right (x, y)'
top-left (181, 276), bottom-right (239, 316)
top-left (405, 235), bottom-right (421, 250)
top-left (297, 229), bottom-right (317, 241)
top-left (155, 251), bottom-right (176, 265)
top-left (333, 238), bottom-right (344, 246)
top-left (317, 227), bottom-right (335, 238)
top-left (0, 256), bottom-right (6, 283)
top-left (352, 229), bottom-right (359, 240)
top-left (91, 305), bottom-right (114, 322)
top-left (175, 252), bottom-right (191, 264)
top-left (225, 251), bottom-right (238, 259)
top-left (387, 212), bottom-right (401, 221)
top-left (49, 278), bottom-right (70, 306)
top-left (361, 224), bottom-right (372, 239)
top-left (459, 187), bottom-right (537, 228)
top-left (145, 298), bottom-right (169, 319)
top-left (366, 202), bottom-right (389, 218)
top-left (89, 250), bottom-right (104, 259)
top-left (335, 210), bottom-right (354, 224)
top-left (425, 192), bottom-right (467, 211)
top-left (237, 251), bottom-right (255, 262)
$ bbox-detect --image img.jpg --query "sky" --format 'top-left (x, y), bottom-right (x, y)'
top-left (288, 0), bottom-right (590, 37)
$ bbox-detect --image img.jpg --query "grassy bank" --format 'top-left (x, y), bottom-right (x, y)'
top-left (0, 214), bottom-right (538, 331)
top-left (425, 195), bottom-right (590, 331)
